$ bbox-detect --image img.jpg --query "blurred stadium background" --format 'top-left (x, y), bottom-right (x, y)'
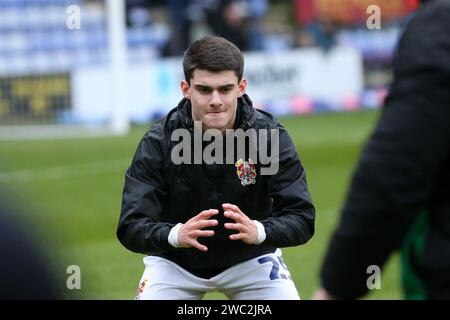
top-left (0, 0), bottom-right (420, 299)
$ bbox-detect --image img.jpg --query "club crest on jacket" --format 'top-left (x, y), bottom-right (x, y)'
top-left (235, 159), bottom-right (257, 186)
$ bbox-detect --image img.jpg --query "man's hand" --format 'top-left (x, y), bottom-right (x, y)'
top-left (222, 203), bottom-right (258, 244)
top-left (311, 288), bottom-right (336, 300)
top-left (178, 209), bottom-right (219, 252)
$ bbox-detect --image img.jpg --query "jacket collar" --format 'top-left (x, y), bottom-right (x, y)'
top-left (176, 94), bottom-right (257, 131)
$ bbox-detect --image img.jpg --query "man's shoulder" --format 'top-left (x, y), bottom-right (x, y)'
top-left (132, 108), bottom-right (180, 160)
top-left (252, 108), bottom-right (282, 130)
top-left (395, 0), bottom-right (450, 76)
top-left (251, 108), bottom-right (297, 149)
top-left (143, 106), bottom-right (180, 141)
top-left (403, 0), bottom-right (450, 45)
top-left (423, 0), bottom-right (450, 16)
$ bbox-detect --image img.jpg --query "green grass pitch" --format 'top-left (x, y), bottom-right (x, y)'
top-left (0, 109), bottom-right (402, 299)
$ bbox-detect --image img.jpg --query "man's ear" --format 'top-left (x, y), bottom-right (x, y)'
top-left (238, 78), bottom-right (247, 97)
top-left (180, 80), bottom-right (190, 99)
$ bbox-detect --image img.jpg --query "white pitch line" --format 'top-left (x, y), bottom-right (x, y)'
top-left (0, 159), bottom-right (130, 182)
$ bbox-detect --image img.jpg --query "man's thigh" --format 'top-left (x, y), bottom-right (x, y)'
top-left (219, 249), bottom-right (301, 300)
top-left (135, 256), bottom-right (208, 300)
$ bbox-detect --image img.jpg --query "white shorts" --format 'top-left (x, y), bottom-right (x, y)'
top-left (135, 249), bottom-right (300, 300)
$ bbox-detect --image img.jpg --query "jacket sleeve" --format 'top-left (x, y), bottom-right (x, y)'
top-left (117, 128), bottom-right (175, 254)
top-left (320, 1), bottom-right (450, 299)
top-left (260, 126), bottom-right (316, 247)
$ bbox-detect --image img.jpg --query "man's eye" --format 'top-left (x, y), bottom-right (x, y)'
top-left (199, 88), bottom-right (209, 93)
top-left (221, 87), bottom-right (231, 93)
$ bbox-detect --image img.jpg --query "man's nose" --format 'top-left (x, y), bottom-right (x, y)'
top-left (209, 90), bottom-right (223, 107)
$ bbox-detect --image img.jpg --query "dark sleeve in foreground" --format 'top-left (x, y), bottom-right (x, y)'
top-left (261, 126), bottom-right (316, 247)
top-left (0, 213), bottom-right (60, 299)
top-left (320, 0), bottom-right (450, 299)
top-left (117, 127), bottom-right (175, 254)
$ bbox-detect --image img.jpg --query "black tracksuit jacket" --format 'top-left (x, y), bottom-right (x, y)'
top-left (117, 94), bottom-right (315, 277)
top-left (320, 0), bottom-right (450, 299)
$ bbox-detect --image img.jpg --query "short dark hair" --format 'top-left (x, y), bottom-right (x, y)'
top-left (183, 36), bottom-right (244, 84)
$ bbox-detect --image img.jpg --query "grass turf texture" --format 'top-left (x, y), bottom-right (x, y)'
top-left (0, 109), bottom-right (402, 299)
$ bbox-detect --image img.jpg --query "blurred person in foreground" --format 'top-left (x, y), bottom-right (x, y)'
top-left (117, 36), bottom-right (315, 300)
top-left (0, 193), bottom-right (59, 299)
top-left (313, 0), bottom-right (450, 300)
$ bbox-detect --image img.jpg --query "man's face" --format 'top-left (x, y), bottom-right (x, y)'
top-left (181, 69), bottom-right (247, 132)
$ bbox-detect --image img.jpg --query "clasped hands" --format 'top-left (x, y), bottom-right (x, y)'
top-left (178, 203), bottom-right (258, 252)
